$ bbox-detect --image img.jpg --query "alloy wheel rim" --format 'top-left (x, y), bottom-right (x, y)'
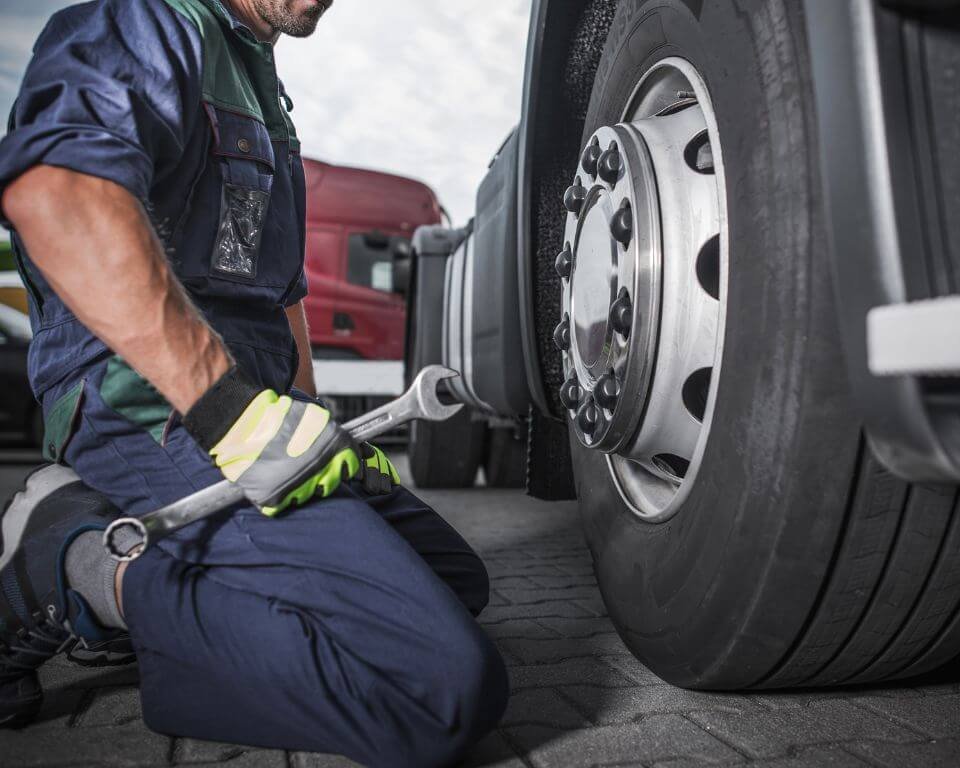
top-left (555, 57), bottom-right (729, 522)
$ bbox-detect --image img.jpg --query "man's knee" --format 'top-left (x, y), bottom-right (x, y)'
top-left (456, 622), bottom-right (509, 730)
top-left (411, 618), bottom-right (509, 766)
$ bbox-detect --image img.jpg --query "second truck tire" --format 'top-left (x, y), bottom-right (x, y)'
top-left (408, 415), bottom-right (483, 489)
top-left (570, 0), bottom-right (960, 690)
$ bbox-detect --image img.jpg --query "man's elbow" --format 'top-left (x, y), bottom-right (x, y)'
top-left (2, 165), bottom-right (73, 233)
top-left (5, 166), bottom-right (131, 231)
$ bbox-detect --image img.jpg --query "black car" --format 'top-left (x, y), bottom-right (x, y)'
top-left (0, 303), bottom-right (39, 445)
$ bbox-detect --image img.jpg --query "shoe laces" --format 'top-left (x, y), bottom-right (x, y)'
top-left (0, 605), bottom-right (72, 680)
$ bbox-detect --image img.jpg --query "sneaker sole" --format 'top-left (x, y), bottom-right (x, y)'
top-left (67, 642), bottom-right (137, 668)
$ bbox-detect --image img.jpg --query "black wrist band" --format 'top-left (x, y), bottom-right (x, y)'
top-left (182, 366), bottom-right (261, 451)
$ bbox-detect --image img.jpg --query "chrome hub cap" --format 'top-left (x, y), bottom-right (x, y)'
top-left (556, 58), bottom-right (728, 522)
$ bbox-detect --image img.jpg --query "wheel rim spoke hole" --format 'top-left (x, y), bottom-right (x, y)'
top-left (652, 453), bottom-right (690, 481)
top-left (684, 130), bottom-right (714, 174)
top-left (696, 234), bottom-right (721, 300)
top-left (682, 367), bottom-right (713, 423)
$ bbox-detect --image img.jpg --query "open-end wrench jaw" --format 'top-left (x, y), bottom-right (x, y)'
top-left (342, 365), bottom-right (462, 443)
top-left (411, 366), bottom-right (463, 422)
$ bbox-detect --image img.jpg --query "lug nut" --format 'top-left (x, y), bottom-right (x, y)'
top-left (581, 138), bottom-right (602, 178)
top-left (610, 202), bottom-right (633, 247)
top-left (609, 288), bottom-right (633, 338)
top-left (576, 397), bottom-right (600, 436)
top-left (563, 178), bottom-right (586, 215)
top-left (553, 314), bottom-right (571, 351)
top-left (559, 374), bottom-right (582, 410)
top-left (598, 144), bottom-right (622, 185)
top-left (555, 243), bottom-right (573, 280)
top-left (594, 372), bottom-right (621, 411)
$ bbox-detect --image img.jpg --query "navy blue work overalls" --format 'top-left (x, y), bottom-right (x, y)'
top-left (0, 2), bottom-right (508, 765)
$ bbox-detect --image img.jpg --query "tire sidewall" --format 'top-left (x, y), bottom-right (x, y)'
top-left (572, 0), bottom-right (861, 687)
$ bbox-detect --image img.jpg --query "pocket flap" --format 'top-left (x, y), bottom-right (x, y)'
top-left (43, 379), bottom-right (85, 464)
top-left (204, 103), bottom-right (275, 170)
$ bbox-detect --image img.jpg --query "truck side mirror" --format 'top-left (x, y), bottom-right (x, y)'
top-left (391, 240), bottom-right (413, 296)
top-left (393, 255), bottom-right (412, 297)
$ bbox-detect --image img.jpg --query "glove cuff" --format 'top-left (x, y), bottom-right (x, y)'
top-left (182, 366), bottom-right (261, 451)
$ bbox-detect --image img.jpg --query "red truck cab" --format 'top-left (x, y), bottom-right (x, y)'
top-left (302, 159), bottom-right (442, 361)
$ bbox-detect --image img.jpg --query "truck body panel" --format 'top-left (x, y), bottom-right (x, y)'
top-left (301, 159), bottom-right (441, 361)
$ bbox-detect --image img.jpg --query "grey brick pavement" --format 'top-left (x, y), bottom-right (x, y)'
top-left (1, 456), bottom-right (958, 767)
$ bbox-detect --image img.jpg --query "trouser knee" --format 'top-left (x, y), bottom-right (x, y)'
top-left (408, 624), bottom-right (510, 767)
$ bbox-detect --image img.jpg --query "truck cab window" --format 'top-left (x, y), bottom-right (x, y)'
top-left (347, 232), bottom-right (410, 294)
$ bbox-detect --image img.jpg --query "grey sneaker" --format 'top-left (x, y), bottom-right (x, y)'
top-left (0, 465), bottom-right (135, 728)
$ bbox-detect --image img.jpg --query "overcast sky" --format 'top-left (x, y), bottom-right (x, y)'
top-left (0, 0), bottom-right (532, 226)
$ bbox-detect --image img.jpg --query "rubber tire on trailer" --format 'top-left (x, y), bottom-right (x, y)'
top-left (408, 415), bottom-right (484, 489)
top-left (571, 0), bottom-right (960, 690)
top-left (483, 427), bottom-right (528, 489)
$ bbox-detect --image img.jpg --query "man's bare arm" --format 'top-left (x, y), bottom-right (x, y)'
top-left (285, 300), bottom-right (317, 398)
top-left (2, 166), bottom-right (232, 413)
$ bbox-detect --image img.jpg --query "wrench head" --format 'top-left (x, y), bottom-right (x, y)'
top-left (411, 365), bottom-right (464, 421)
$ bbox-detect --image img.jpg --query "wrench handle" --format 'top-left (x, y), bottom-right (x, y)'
top-left (105, 401), bottom-right (414, 560)
top-left (342, 403), bottom-right (405, 444)
top-left (104, 480), bottom-right (245, 562)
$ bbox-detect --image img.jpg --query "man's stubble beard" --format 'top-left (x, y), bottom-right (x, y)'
top-left (252, 0), bottom-right (326, 38)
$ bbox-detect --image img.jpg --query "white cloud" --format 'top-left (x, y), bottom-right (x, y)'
top-left (0, 0), bottom-right (533, 224)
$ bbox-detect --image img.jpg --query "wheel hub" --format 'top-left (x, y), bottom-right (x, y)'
top-left (556, 58), bottom-right (728, 521)
top-left (571, 192), bottom-right (617, 369)
top-left (559, 124), bottom-right (661, 454)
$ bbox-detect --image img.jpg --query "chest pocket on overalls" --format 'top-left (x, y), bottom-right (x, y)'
top-left (206, 105), bottom-right (275, 280)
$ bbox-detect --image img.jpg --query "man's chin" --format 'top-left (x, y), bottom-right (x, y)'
top-left (288, 18), bottom-right (322, 37)
top-left (279, 10), bottom-right (324, 37)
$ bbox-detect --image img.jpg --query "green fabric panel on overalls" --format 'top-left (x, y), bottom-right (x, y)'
top-left (161, 0), bottom-right (298, 147)
top-left (42, 378), bottom-right (85, 463)
top-left (99, 357), bottom-right (172, 443)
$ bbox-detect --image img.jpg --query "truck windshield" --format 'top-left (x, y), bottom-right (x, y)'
top-left (347, 232), bottom-right (411, 294)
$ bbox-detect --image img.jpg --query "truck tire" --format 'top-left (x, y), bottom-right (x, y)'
top-left (563, 0), bottom-right (960, 689)
top-left (483, 427), bottom-right (528, 489)
top-left (408, 416), bottom-right (483, 489)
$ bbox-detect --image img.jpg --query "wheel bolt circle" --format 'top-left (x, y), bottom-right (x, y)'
top-left (576, 397), bottom-right (600, 436)
top-left (559, 375), bottom-right (582, 411)
top-left (598, 145), bottom-right (622, 185)
top-left (594, 372), bottom-right (621, 411)
top-left (609, 288), bottom-right (633, 338)
top-left (610, 202), bottom-right (633, 247)
top-left (555, 243), bottom-right (573, 280)
top-left (581, 138), bottom-right (602, 178)
top-left (553, 314), bottom-right (571, 351)
top-left (563, 179), bottom-right (586, 215)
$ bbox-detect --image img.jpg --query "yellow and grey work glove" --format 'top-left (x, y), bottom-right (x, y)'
top-left (183, 366), bottom-right (361, 516)
top-left (360, 443), bottom-right (401, 495)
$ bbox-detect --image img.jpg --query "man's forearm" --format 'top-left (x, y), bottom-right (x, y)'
top-left (2, 166), bottom-right (232, 413)
top-left (285, 301), bottom-right (317, 397)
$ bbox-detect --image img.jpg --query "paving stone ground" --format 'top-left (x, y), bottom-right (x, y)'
top-left (1, 455), bottom-right (959, 768)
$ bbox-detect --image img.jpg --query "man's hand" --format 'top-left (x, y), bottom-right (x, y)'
top-left (360, 444), bottom-right (401, 495)
top-left (198, 383), bottom-right (361, 516)
top-left (2, 167), bottom-right (231, 413)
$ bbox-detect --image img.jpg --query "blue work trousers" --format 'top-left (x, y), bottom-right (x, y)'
top-left (55, 368), bottom-right (509, 768)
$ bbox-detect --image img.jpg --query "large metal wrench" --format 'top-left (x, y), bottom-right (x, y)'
top-left (103, 365), bottom-right (462, 561)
